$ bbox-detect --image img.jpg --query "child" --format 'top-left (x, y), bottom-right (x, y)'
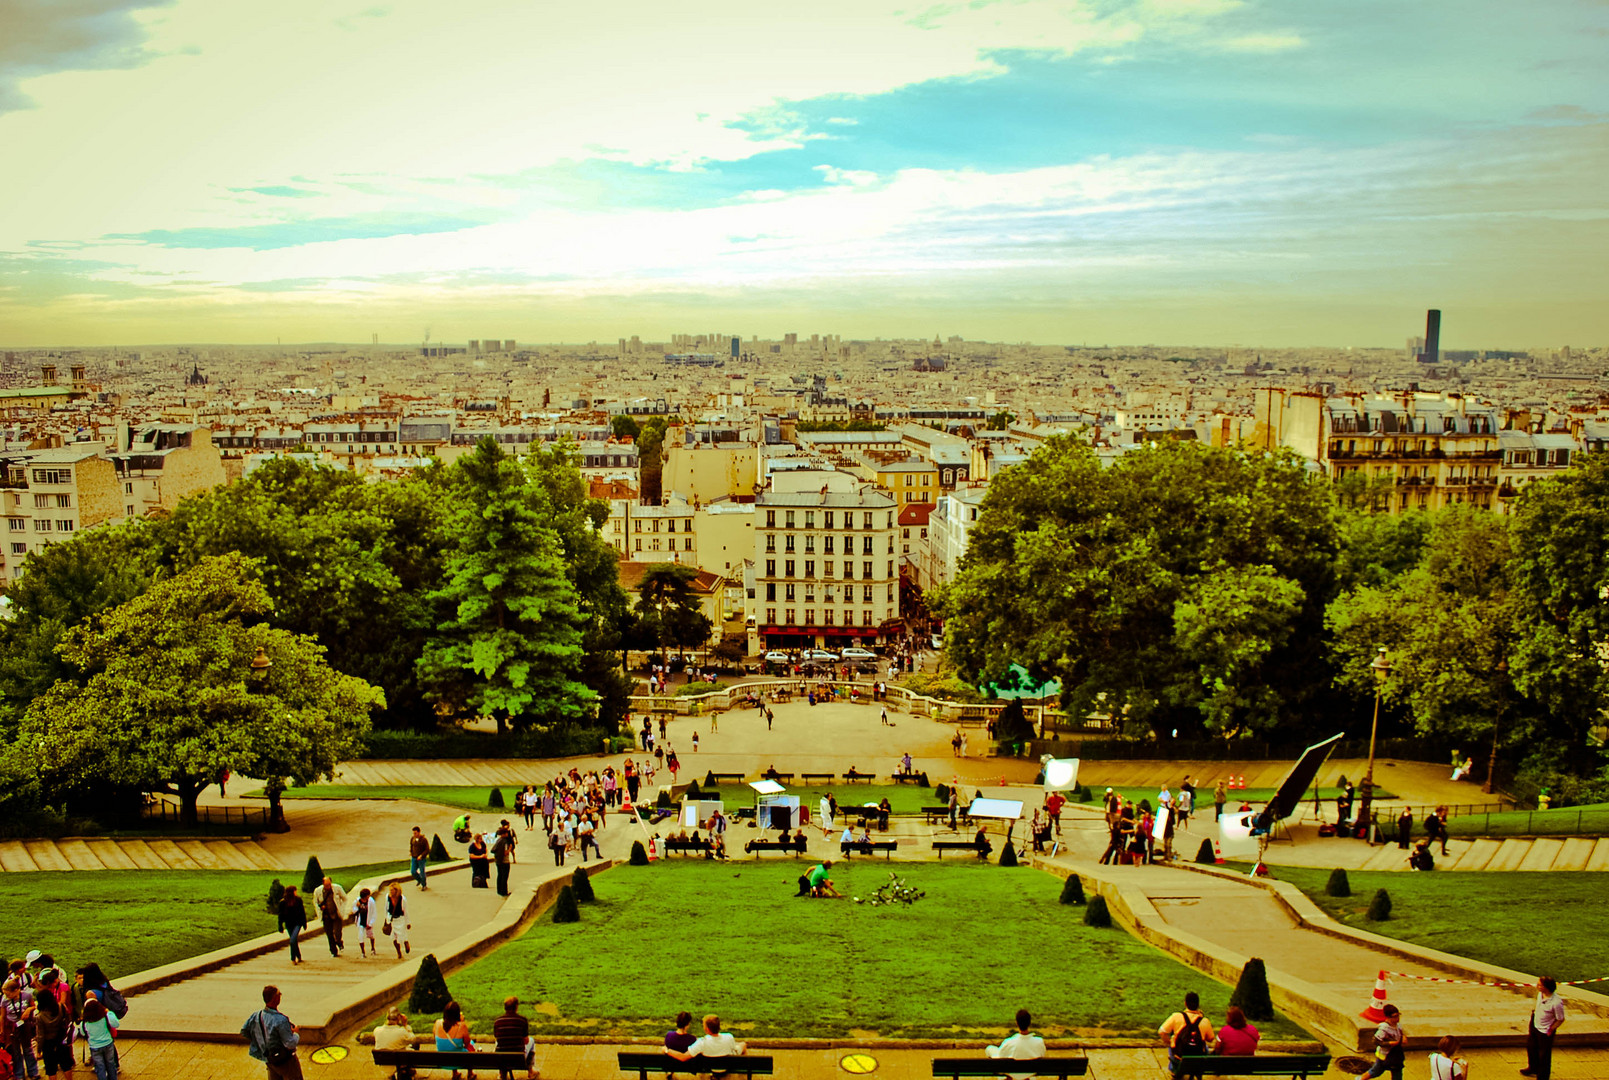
top-left (1366, 1005), bottom-right (1405, 1080)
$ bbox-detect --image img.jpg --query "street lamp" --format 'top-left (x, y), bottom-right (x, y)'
top-left (249, 646), bottom-right (272, 681)
top-left (1484, 659), bottom-right (1507, 795)
top-left (1357, 646), bottom-right (1392, 841)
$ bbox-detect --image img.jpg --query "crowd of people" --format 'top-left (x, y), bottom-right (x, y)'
top-left (0, 956), bottom-right (127, 1080)
top-left (1096, 782), bottom-right (1202, 866)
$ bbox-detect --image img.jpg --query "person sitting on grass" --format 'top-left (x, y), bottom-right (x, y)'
top-left (985, 1008), bottom-right (1047, 1080)
top-left (808, 859), bottom-right (841, 898)
top-left (665, 1013), bottom-right (747, 1066)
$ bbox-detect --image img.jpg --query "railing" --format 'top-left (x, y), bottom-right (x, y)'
top-left (141, 798), bottom-right (271, 830)
top-left (630, 677), bottom-right (1016, 725)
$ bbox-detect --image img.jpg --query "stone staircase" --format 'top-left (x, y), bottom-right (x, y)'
top-left (1357, 834), bottom-right (1609, 872)
top-left (0, 838), bottom-right (283, 873)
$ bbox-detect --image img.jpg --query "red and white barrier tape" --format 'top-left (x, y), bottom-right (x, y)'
top-left (1385, 972), bottom-right (1609, 989)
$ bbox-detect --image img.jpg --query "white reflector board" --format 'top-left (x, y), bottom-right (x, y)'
top-left (1218, 812), bottom-right (1259, 858)
top-left (749, 780), bottom-right (786, 795)
top-left (1042, 758), bottom-right (1080, 792)
top-left (967, 798), bottom-right (1025, 820)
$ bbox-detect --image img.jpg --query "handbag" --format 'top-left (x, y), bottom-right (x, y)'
top-left (381, 919), bottom-right (392, 936)
top-left (259, 1012), bottom-right (294, 1066)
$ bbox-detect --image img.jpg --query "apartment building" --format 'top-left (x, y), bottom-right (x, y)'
top-left (0, 445), bottom-right (120, 588)
top-left (110, 424), bottom-right (228, 516)
top-left (754, 488), bottom-right (900, 650)
top-left (927, 486), bottom-right (989, 588)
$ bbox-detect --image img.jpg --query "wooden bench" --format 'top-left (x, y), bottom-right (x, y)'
top-left (706, 772), bottom-right (747, 784)
top-left (841, 773), bottom-right (874, 784)
top-left (923, 806), bottom-right (971, 826)
top-left (1175, 1054), bottom-right (1331, 1078)
top-left (840, 840), bottom-right (898, 858)
top-left (932, 840), bottom-right (990, 859)
top-left (931, 1057), bottom-right (1088, 1078)
top-left (619, 1051), bottom-right (774, 1079)
top-left (374, 1048), bottom-right (530, 1078)
top-left (662, 838), bottom-right (712, 855)
top-left (799, 772), bottom-right (836, 784)
top-left (891, 772), bottom-right (926, 785)
top-left (759, 773), bottom-right (795, 784)
top-left (744, 840), bottom-right (806, 858)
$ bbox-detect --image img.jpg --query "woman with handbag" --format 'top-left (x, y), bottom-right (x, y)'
top-left (432, 1001), bottom-right (476, 1080)
top-left (385, 882), bottom-right (412, 959)
top-left (277, 886), bottom-right (308, 965)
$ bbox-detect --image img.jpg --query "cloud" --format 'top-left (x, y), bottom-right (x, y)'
top-left (230, 185), bottom-right (320, 199)
top-left (0, 0), bottom-right (172, 114)
top-left (104, 213), bottom-right (495, 250)
top-left (1219, 32), bottom-right (1306, 52)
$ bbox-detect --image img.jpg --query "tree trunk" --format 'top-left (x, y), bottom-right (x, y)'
top-left (265, 777), bottom-right (289, 832)
top-left (178, 777), bottom-right (202, 827)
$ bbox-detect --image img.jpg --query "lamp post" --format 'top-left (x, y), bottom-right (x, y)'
top-left (1357, 646), bottom-right (1392, 841)
top-left (247, 647), bottom-right (285, 830)
top-left (1484, 659), bottom-right (1507, 795)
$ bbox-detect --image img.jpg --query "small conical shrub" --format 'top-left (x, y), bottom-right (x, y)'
top-left (1138, 798), bottom-right (1152, 816)
top-left (999, 841), bottom-right (1018, 867)
top-left (408, 953), bottom-right (451, 1014)
top-left (655, 789), bottom-right (671, 809)
top-left (488, 787), bottom-right (505, 808)
top-left (301, 856), bottom-right (324, 895)
top-left (1079, 787), bottom-right (1094, 803)
top-left (629, 840), bottom-right (649, 866)
top-left (1059, 875), bottom-right (1086, 905)
top-left (1367, 888), bottom-right (1392, 921)
top-left (919, 772), bottom-right (930, 787)
top-left (266, 878), bottom-right (285, 913)
top-left (1196, 839), bottom-right (1217, 865)
top-left (704, 770), bottom-right (717, 788)
top-left (686, 780), bottom-right (702, 799)
top-left (571, 866), bottom-right (595, 902)
top-left (1229, 958), bottom-right (1275, 1022)
top-left (1326, 868), bottom-right (1351, 897)
top-left (429, 834), bottom-right (450, 862)
top-left (935, 783), bottom-right (950, 804)
top-left (1083, 894), bottom-right (1112, 928)
top-left (552, 884), bottom-right (581, 923)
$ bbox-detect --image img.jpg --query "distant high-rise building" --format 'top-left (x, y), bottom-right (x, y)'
top-left (504, 339), bottom-right (516, 352)
top-left (730, 336), bottom-right (740, 358)
top-left (1423, 309), bottom-right (1441, 365)
top-left (468, 339), bottom-right (480, 352)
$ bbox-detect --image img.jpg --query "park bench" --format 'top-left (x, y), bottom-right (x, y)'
top-left (1175, 1054), bottom-right (1331, 1079)
top-left (619, 1051), bottom-right (774, 1079)
top-left (841, 805), bottom-right (890, 831)
top-left (759, 772), bottom-right (795, 783)
top-left (800, 772), bottom-right (836, 784)
top-left (931, 1056), bottom-right (1088, 1078)
top-left (840, 840), bottom-right (898, 858)
top-left (745, 839), bottom-right (807, 857)
top-left (706, 772), bottom-right (747, 784)
top-left (932, 839), bottom-right (990, 859)
top-left (891, 772), bottom-right (926, 785)
top-left (841, 772), bottom-right (874, 784)
top-left (662, 838), bottom-right (712, 855)
top-left (374, 1048), bottom-right (530, 1079)
top-left (923, 806), bottom-right (971, 826)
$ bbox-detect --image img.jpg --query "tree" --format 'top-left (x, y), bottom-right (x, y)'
top-left (635, 563), bottom-right (714, 664)
top-left (18, 553), bottom-right (382, 827)
top-left (635, 416), bottom-right (679, 505)
top-left (935, 439), bottom-right (1340, 739)
top-left (610, 415), bottom-right (641, 441)
top-left (417, 438), bottom-right (594, 733)
top-left (986, 410), bottom-right (1016, 431)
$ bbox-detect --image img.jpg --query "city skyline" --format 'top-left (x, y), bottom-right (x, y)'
top-left (2, 0), bottom-right (1607, 347)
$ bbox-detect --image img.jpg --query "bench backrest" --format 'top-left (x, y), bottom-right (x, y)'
top-left (373, 1049), bottom-right (530, 1066)
top-left (930, 1057), bottom-right (1088, 1078)
top-left (1177, 1054), bottom-right (1331, 1077)
top-left (618, 1051), bottom-right (775, 1076)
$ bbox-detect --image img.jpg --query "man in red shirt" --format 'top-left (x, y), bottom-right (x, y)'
top-left (1045, 792), bottom-right (1065, 836)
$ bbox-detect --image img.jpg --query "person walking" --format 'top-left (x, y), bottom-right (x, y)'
top-left (1396, 807), bottom-right (1414, 850)
top-left (242, 985), bottom-right (300, 1080)
top-left (492, 822), bottom-right (514, 898)
top-left (541, 785), bottom-right (557, 832)
top-left (1364, 1004), bottom-right (1405, 1080)
top-left (312, 877), bottom-right (347, 957)
top-left (274, 886), bottom-right (309, 966)
top-left (1522, 977), bottom-right (1565, 1079)
top-left (408, 827), bottom-right (430, 891)
top-left (384, 882), bottom-right (412, 959)
top-left (1426, 805), bottom-right (1450, 856)
top-left (1214, 779), bottom-right (1227, 821)
top-left (352, 887), bottom-right (378, 958)
top-left (80, 995), bottom-right (120, 1080)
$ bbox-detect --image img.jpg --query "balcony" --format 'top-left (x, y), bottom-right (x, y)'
top-left (1497, 485), bottom-right (1519, 500)
top-left (1447, 449), bottom-right (1503, 461)
top-left (1468, 478), bottom-right (1499, 490)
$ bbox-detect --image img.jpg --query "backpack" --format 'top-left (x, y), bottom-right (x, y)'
top-left (1176, 1014), bottom-right (1206, 1054)
top-left (102, 986), bottom-right (129, 1020)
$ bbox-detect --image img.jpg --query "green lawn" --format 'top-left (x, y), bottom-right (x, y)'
top-left (440, 861), bottom-right (1312, 1040)
top-left (261, 784), bottom-right (512, 813)
top-left (0, 861), bottom-right (407, 983)
top-left (1262, 867), bottom-right (1609, 981)
top-left (1084, 786), bottom-right (1392, 815)
top-left (269, 783), bottom-right (959, 816)
top-left (1443, 802), bottom-right (1609, 837)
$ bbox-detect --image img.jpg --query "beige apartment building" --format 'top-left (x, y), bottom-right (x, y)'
top-left (1, 445), bottom-right (121, 589)
top-left (754, 488), bottom-right (901, 650)
top-left (111, 424), bottom-right (228, 517)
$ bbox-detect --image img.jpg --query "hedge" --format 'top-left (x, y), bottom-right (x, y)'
top-left (359, 726), bottom-right (615, 760)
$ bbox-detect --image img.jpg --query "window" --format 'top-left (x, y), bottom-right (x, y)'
top-left (888, 584), bottom-right (896, 601)
top-left (785, 534), bottom-right (795, 553)
top-left (824, 536), bottom-right (834, 554)
top-left (765, 534), bottom-right (776, 552)
top-left (784, 560), bottom-right (795, 577)
top-left (785, 584), bottom-right (796, 601)
top-left (635, 520), bottom-right (643, 532)
top-left (683, 538), bottom-right (692, 551)
top-left (6, 518), bottom-right (22, 531)
top-left (863, 513), bottom-right (873, 529)
top-left (902, 528), bottom-right (910, 539)
top-left (862, 536), bottom-right (873, 555)
top-left (635, 538), bottom-right (643, 551)
top-left (922, 474), bottom-right (931, 486)
top-left (766, 583), bottom-right (776, 601)
top-left (920, 527), bottom-right (927, 540)
top-left (903, 474), bottom-right (912, 487)
top-left (824, 560), bottom-right (834, 576)
top-left (10, 543), bottom-right (24, 555)
top-left (843, 562), bottom-right (854, 579)
top-left (805, 609), bottom-right (815, 625)
top-left (862, 561), bottom-right (873, 579)
top-left (32, 469), bottom-right (70, 484)
top-left (804, 534), bottom-right (815, 553)
top-left (805, 511), bottom-right (815, 529)
top-left (862, 610), bottom-right (873, 626)
top-left (824, 511), bottom-right (834, 528)
top-left (57, 520), bottom-right (74, 533)
top-left (824, 609), bottom-right (834, 626)
top-left (863, 584), bottom-right (873, 603)
top-left (35, 520), bottom-right (51, 532)
top-left (785, 510), bottom-right (795, 528)
top-left (766, 608), bottom-right (776, 623)
top-left (766, 510), bottom-right (776, 527)
top-left (54, 494), bottom-right (70, 508)
top-left (888, 560), bottom-right (895, 577)
top-left (652, 520), bottom-right (661, 532)
top-left (651, 539), bottom-right (661, 551)
top-left (785, 608), bottom-right (795, 625)
top-left (888, 537), bottom-right (895, 553)
top-left (34, 494), bottom-right (49, 508)
top-left (804, 560), bottom-right (815, 578)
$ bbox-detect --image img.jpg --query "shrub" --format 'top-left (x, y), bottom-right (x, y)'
top-left (1079, 787), bottom-right (1094, 803)
top-left (552, 885), bottom-right (581, 923)
top-left (675, 681), bottom-right (727, 697)
top-left (360, 726), bottom-right (614, 760)
top-left (1195, 839), bottom-right (1217, 865)
top-left (919, 772), bottom-right (930, 787)
top-left (935, 783), bottom-right (950, 804)
top-left (266, 878), bottom-right (285, 913)
top-left (1367, 888), bottom-right (1392, 921)
top-left (704, 771), bottom-right (717, 788)
top-left (995, 698), bottom-right (1034, 742)
top-left (408, 953), bottom-right (451, 1014)
top-left (488, 787), bottom-right (505, 808)
top-left (1229, 958), bottom-right (1275, 1022)
top-left (686, 780), bottom-right (702, 799)
top-left (301, 856), bottom-right (324, 895)
top-left (999, 841), bottom-right (1018, 867)
top-left (571, 866), bottom-right (595, 902)
top-left (1326, 868), bottom-right (1352, 897)
top-left (429, 834), bottom-right (450, 862)
top-left (629, 841), bottom-right (649, 866)
top-left (1083, 894), bottom-right (1112, 927)
top-left (1059, 875), bottom-right (1085, 905)
top-left (655, 790), bottom-right (671, 809)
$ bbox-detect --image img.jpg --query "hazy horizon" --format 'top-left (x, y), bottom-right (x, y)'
top-left (2, 0), bottom-right (1606, 348)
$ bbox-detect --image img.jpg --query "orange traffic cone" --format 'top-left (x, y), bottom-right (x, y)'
top-left (1213, 840), bottom-right (1225, 865)
top-left (648, 837), bottom-right (660, 863)
top-left (1361, 970), bottom-right (1391, 1022)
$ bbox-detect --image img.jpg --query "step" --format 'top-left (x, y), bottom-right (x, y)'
top-left (1554, 837), bottom-right (1595, 872)
top-left (1586, 838), bottom-right (1609, 872)
top-left (1457, 837), bottom-right (1503, 871)
top-left (146, 839), bottom-right (203, 871)
top-left (57, 839), bottom-right (107, 871)
top-left (205, 841), bottom-right (259, 871)
top-left (24, 841), bottom-right (72, 872)
top-left (0, 840), bottom-right (41, 872)
top-left (176, 840), bottom-right (226, 870)
top-left (86, 840), bottom-right (140, 871)
top-left (118, 839), bottom-right (168, 870)
top-left (1518, 837), bottom-right (1564, 872)
top-left (1362, 843), bottom-right (1409, 871)
top-left (1484, 839), bottom-right (1532, 872)
top-left (234, 840), bottom-right (284, 870)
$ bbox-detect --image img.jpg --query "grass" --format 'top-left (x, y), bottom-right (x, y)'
top-left (0, 861), bottom-right (408, 983)
top-left (258, 784), bottom-right (513, 813)
top-left (440, 861), bottom-right (1312, 1040)
top-left (1443, 802), bottom-right (1609, 837)
top-left (267, 783), bottom-right (961, 816)
top-left (1260, 866), bottom-right (1609, 982)
top-left (1086, 786), bottom-right (1393, 813)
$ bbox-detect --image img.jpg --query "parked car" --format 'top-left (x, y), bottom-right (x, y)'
top-left (763, 650), bottom-right (793, 665)
top-left (930, 634), bottom-right (944, 650)
top-left (803, 648), bottom-right (839, 663)
top-left (840, 647), bottom-right (877, 661)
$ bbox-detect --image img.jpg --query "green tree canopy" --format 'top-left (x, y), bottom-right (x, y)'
top-left (17, 553), bottom-right (381, 826)
top-left (634, 562), bottom-right (714, 662)
top-left (935, 438), bottom-right (1340, 738)
top-left (610, 415), bottom-right (641, 441)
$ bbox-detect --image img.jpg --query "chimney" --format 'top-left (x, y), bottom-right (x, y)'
top-left (1424, 309), bottom-right (1441, 365)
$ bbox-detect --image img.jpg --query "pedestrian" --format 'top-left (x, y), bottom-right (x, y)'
top-left (492, 822), bottom-right (514, 897)
top-left (668, 749), bottom-right (680, 782)
top-left (659, 716), bottom-right (668, 741)
top-left (765, 706), bottom-right (773, 730)
top-left (352, 887), bottom-right (378, 958)
top-left (311, 876), bottom-right (347, 957)
top-left (578, 815), bottom-right (600, 862)
top-left (881, 707), bottom-right (889, 726)
top-left (1365, 1004), bottom-right (1405, 1080)
top-left (1523, 977), bottom-right (1565, 1079)
top-left (1396, 806), bottom-right (1413, 850)
top-left (408, 826), bottom-right (430, 890)
top-left (549, 824), bottom-right (566, 867)
top-left (948, 785), bottom-right (960, 831)
top-left (1429, 1035), bottom-right (1468, 1080)
top-left (467, 831), bottom-right (490, 889)
top-left (1, 976), bottom-right (38, 1080)
top-left (1426, 805), bottom-right (1450, 856)
top-left (541, 784), bottom-right (557, 831)
top-left (519, 785), bottom-right (536, 830)
top-left (1214, 779), bottom-right (1227, 821)
top-left (80, 994), bottom-right (120, 1080)
top-left (32, 979), bottom-right (72, 1079)
top-left (242, 985), bottom-right (300, 1080)
top-left (1157, 991), bottom-right (1214, 1077)
top-left (1045, 790), bottom-right (1065, 836)
top-left (384, 882), bottom-right (411, 959)
top-left (710, 711), bottom-right (718, 733)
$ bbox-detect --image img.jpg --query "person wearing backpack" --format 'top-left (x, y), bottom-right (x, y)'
top-left (241, 985), bottom-right (300, 1080)
top-left (1158, 991), bottom-right (1215, 1078)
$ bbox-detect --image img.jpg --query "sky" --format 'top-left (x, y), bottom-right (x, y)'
top-left (0, 0), bottom-right (1606, 347)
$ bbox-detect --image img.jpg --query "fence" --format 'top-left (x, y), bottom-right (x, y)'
top-left (140, 798), bottom-right (271, 831)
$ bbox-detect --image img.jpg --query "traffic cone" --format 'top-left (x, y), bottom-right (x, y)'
top-left (648, 837), bottom-right (660, 863)
top-left (1213, 840), bottom-right (1225, 865)
top-left (1361, 970), bottom-right (1391, 1022)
